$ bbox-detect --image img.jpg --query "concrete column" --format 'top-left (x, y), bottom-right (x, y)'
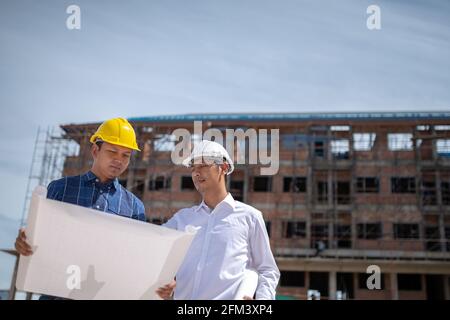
top-left (328, 169), bottom-right (333, 207)
top-left (243, 167), bottom-right (249, 203)
top-left (126, 168), bottom-right (134, 192)
top-left (329, 271), bottom-right (337, 300)
top-left (305, 271), bottom-right (310, 291)
top-left (444, 275), bottom-right (450, 300)
top-left (390, 273), bottom-right (399, 300)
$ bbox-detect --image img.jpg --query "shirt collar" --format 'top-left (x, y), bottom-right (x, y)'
top-left (194, 200), bottom-right (206, 212)
top-left (195, 193), bottom-right (236, 213)
top-left (83, 171), bottom-right (97, 182)
top-left (83, 171), bottom-right (119, 190)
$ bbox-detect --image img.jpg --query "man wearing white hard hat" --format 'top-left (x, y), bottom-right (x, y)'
top-left (156, 140), bottom-right (280, 300)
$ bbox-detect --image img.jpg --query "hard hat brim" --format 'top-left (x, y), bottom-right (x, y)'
top-left (182, 155), bottom-right (234, 175)
top-left (90, 134), bottom-right (141, 151)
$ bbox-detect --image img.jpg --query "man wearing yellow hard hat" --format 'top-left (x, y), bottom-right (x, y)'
top-left (14, 117), bottom-right (145, 299)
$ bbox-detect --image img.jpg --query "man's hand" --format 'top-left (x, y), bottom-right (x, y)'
top-left (156, 280), bottom-right (176, 300)
top-left (14, 228), bottom-right (33, 256)
top-left (243, 295), bottom-right (254, 300)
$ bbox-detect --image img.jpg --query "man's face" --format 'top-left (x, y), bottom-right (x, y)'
top-left (191, 159), bottom-right (226, 194)
top-left (92, 142), bottom-right (132, 180)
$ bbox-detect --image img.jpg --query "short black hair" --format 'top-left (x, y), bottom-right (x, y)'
top-left (95, 141), bottom-right (104, 150)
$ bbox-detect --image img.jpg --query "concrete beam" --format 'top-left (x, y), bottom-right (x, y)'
top-left (276, 257), bottom-right (450, 275)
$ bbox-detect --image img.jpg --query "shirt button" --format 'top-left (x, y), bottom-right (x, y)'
top-left (100, 190), bottom-right (103, 194)
top-left (95, 179), bottom-right (99, 182)
top-left (96, 205), bottom-right (100, 209)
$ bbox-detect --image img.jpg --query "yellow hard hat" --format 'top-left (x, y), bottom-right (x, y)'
top-left (90, 118), bottom-right (140, 151)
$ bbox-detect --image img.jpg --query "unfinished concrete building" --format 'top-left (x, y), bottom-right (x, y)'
top-left (50, 112), bottom-right (450, 299)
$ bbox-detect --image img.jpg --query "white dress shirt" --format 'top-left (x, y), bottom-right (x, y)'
top-left (163, 193), bottom-right (280, 300)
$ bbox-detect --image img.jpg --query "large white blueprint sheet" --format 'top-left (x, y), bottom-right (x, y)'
top-left (16, 186), bottom-right (195, 300)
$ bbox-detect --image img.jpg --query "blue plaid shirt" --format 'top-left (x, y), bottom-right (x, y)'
top-left (46, 171), bottom-right (146, 221)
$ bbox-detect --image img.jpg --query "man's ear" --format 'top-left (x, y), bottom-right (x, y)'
top-left (220, 163), bottom-right (229, 175)
top-left (91, 144), bottom-right (99, 159)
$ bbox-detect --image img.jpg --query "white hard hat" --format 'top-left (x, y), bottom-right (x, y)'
top-left (182, 140), bottom-right (234, 175)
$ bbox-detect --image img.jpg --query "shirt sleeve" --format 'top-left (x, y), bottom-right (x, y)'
top-left (47, 179), bottom-right (63, 201)
top-left (162, 212), bottom-right (179, 230)
top-left (248, 211), bottom-right (280, 300)
top-left (133, 198), bottom-right (147, 222)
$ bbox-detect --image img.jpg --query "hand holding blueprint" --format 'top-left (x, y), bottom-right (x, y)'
top-left (16, 186), bottom-right (196, 300)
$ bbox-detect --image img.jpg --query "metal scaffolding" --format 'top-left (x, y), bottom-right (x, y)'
top-left (20, 127), bottom-right (79, 225)
top-left (5, 126), bottom-right (79, 300)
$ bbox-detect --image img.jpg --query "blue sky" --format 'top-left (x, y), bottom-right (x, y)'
top-left (1, 0), bottom-right (450, 291)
